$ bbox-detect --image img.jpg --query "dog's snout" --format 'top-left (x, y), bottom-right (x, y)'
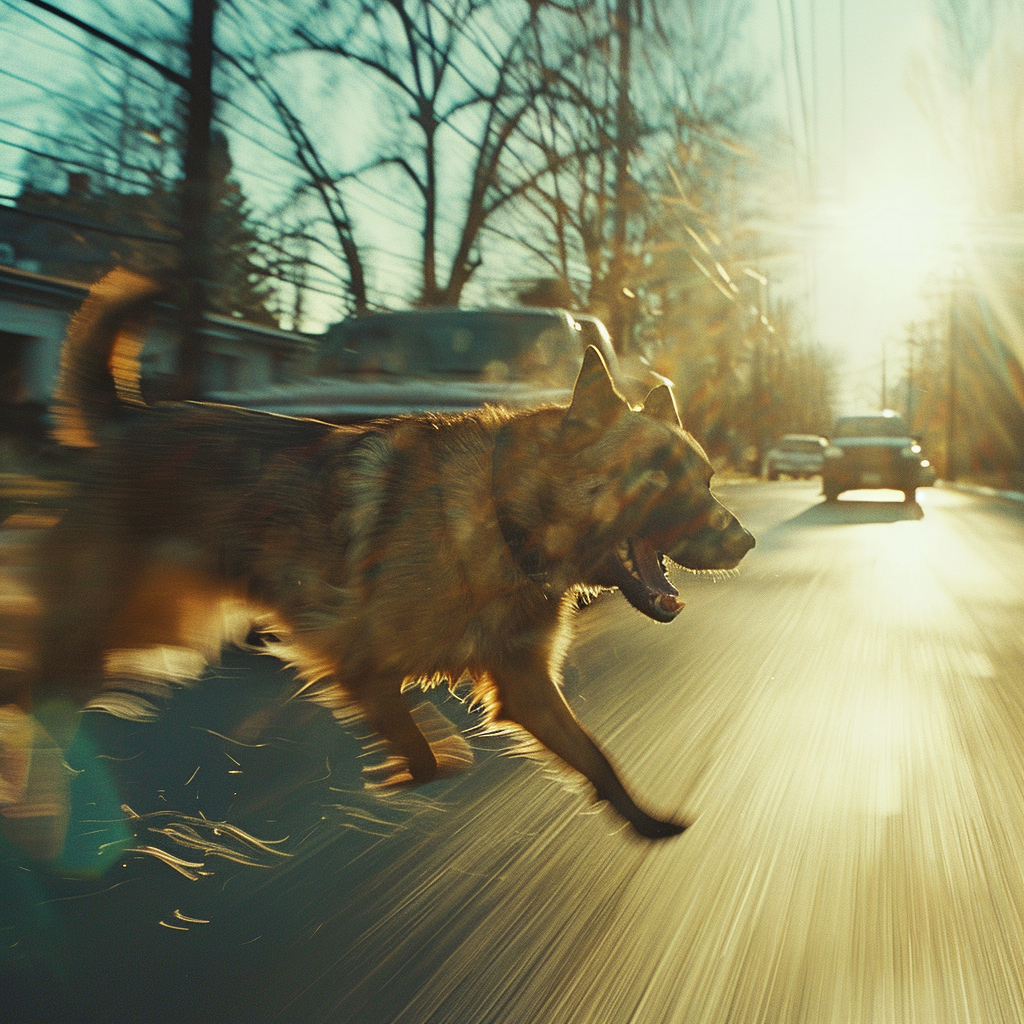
top-left (725, 525), bottom-right (755, 558)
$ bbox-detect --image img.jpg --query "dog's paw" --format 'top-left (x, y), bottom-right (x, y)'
top-left (362, 754), bottom-right (417, 791)
top-left (362, 738), bottom-right (474, 792)
top-left (629, 814), bottom-right (689, 840)
top-left (0, 704), bottom-right (32, 804)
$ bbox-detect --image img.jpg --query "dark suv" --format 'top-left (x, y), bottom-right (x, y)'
top-left (213, 307), bottom-right (669, 421)
top-left (821, 412), bottom-right (936, 503)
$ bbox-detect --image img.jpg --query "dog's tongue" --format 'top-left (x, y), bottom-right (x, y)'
top-left (632, 537), bottom-right (684, 615)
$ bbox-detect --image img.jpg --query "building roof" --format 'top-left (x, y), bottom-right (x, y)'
top-left (0, 264), bottom-right (314, 354)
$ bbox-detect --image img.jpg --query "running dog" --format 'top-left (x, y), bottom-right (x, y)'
top-left (20, 270), bottom-right (753, 840)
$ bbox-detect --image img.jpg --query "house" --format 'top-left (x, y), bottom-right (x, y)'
top-left (0, 265), bottom-right (313, 450)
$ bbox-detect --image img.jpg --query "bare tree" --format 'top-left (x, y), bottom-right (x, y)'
top-left (4, 3), bottom-right (286, 329)
top-left (912, 0), bottom-right (1024, 482)
top-left (220, 48), bottom-right (369, 314)
top-left (504, 0), bottom-right (764, 340)
top-left (286, 0), bottom-right (584, 307)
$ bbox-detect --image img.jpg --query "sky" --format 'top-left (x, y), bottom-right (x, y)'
top-left (0, 0), bottom-right (984, 413)
top-left (743, 0), bottom-right (971, 412)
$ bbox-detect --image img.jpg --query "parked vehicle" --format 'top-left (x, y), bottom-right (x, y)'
top-left (211, 307), bottom-right (669, 421)
top-left (821, 411), bottom-right (937, 502)
top-left (762, 434), bottom-right (827, 479)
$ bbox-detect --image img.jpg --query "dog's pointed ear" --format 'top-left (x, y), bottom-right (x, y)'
top-left (641, 385), bottom-right (681, 427)
top-left (565, 346), bottom-right (625, 431)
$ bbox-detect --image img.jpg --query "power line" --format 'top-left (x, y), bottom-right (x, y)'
top-left (774, 0), bottom-right (806, 195)
top-left (211, 112), bottom-right (298, 169)
top-left (0, 113), bottom-right (180, 188)
top-left (347, 176), bottom-right (424, 221)
top-left (786, 0), bottom-right (815, 193)
top-left (0, 109), bottom-right (177, 172)
top-left (215, 88), bottom-right (294, 149)
top-left (1, 0), bottom-right (131, 74)
top-left (17, 0), bottom-right (189, 89)
top-left (220, 0), bottom-right (296, 41)
top-left (838, 0), bottom-right (847, 198)
top-left (0, 72), bottom-right (297, 195)
top-left (0, 137), bottom-right (169, 192)
top-left (0, 69), bottom-right (139, 130)
top-left (4, 95), bottom-right (311, 213)
top-left (218, 0), bottom-right (533, 169)
top-left (257, 271), bottom-right (349, 304)
top-left (808, 0), bottom-right (819, 184)
top-left (0, 8), bottom-right (131, 74)
top-left (218, 152), bottom-right (297, 193)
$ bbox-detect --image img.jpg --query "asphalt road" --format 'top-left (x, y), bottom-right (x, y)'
top-left (3, 479), bottom-right (1023, 1023)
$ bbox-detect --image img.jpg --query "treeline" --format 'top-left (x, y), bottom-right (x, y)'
top-left (2, 0), bottom-right (839, 462)
top-left (889, 0), bottom-right (1024, 487)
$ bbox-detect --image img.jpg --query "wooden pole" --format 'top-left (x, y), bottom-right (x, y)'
top-left (177, 0), bottom-right (215, 399)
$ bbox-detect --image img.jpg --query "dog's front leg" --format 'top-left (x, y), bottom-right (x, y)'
top-left (491, 662), bottom-right (686, 839)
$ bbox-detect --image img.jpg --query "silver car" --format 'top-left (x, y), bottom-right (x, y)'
top-left (762, 434), bottom-right (828, 480)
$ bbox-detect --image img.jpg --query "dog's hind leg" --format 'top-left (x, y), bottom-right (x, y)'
top-left (358, 687), bottom-right (474, 790)
top-left (491, 663), bottom-right (686, 840)
top-left (29, 533), bottom-right (142, 746)
top-left (359, 688), bottom-right (457, 790)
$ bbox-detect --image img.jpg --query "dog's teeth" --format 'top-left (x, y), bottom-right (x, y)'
top-left (616, 539), bottom-right (639, 577)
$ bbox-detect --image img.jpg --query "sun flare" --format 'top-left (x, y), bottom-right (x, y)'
top-left (832, 177), bottom-right (969, 287)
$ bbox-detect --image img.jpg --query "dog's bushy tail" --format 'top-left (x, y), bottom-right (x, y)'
top-left (53, 268), bottom-right (165, 447)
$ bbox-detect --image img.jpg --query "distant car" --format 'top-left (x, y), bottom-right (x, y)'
top-left (762, 434), bottom-right (827, 479)
top-left (821, 411), bottom-right (937, 502)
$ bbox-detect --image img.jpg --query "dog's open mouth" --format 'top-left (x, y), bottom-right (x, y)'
top-left (611, 537), bottom-right (685, 622)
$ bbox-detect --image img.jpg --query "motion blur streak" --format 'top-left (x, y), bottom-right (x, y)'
top-left (2, 482), bottom-right (1022, 1023)
top-left (281, 482), bottom-right (1022, 1024)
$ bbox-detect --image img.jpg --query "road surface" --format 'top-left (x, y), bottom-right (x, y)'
top-left (2, 480), bottom-right (1022, 1023)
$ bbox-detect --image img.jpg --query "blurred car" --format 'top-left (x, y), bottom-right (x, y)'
top-left (212, 307), bottom-right (669, 421)
top-left (762, 433), bottom-right (828, 479)
top-left (821, 411), bottom-right (937, 502)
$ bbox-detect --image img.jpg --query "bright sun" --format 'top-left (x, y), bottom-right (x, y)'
top-left (834, 178), bottom-right (968, 287)
top-left (807, 168), bottom-right (972, 408)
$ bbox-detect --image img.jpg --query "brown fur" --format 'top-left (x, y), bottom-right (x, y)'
top-left (20, 270), bottom-right (754, 839)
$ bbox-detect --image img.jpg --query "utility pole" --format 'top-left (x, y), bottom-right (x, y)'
top-left (905, 324), bottom-right (916, 427)
top-left (946, 280), bottom-right (957, 481)
top-left (177, 0), bottom-right (216, 399)
top-left (22, 0), bottom-right (213, 398)
top-left (881, 337), bottom-right (887, 410)
top-left (743, 268), bottom-right (771, 463)
top-left (608, 0), bottom-right (632, 350)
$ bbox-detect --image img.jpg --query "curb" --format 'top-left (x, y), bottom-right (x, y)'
top-left (936, 480), bottom-right (1024, 505)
